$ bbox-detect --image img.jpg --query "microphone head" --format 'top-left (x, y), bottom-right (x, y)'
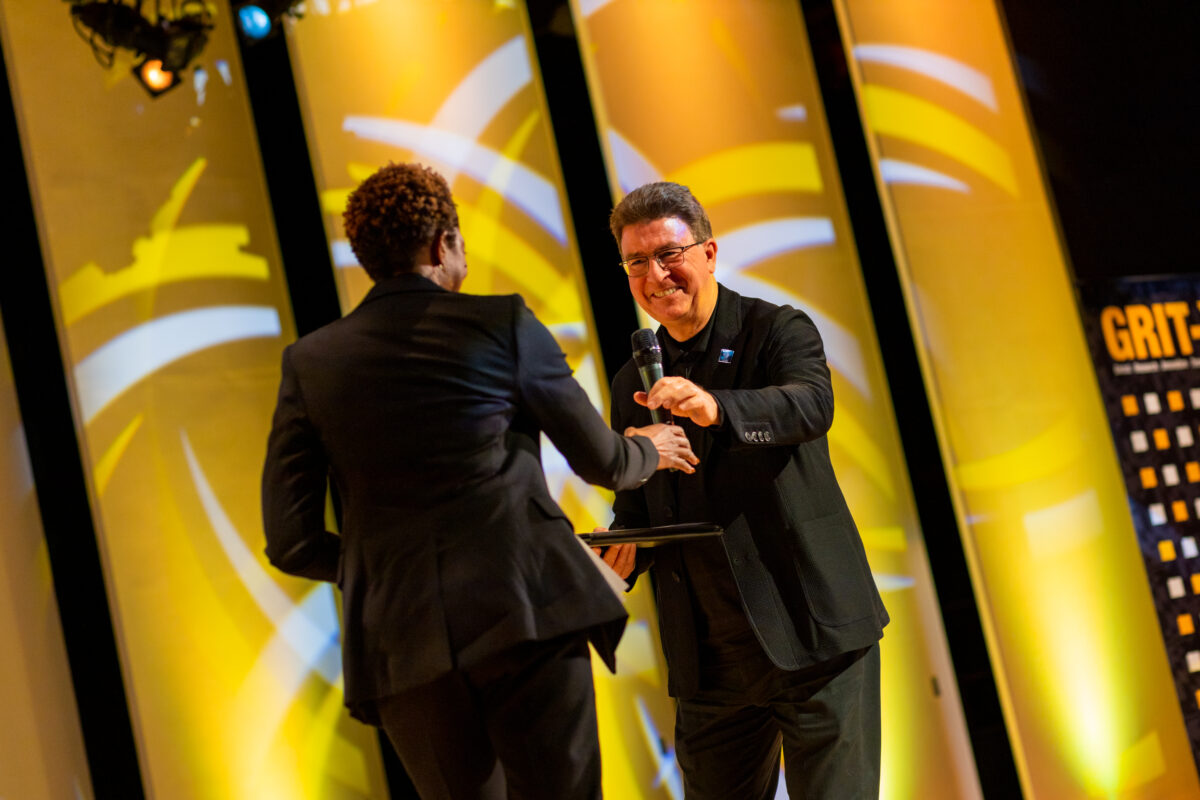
top-left (631, 328), bottom-right (662, 367)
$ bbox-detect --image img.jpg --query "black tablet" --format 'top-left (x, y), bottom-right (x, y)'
top-left (579, 523), bottom-right (724, 547)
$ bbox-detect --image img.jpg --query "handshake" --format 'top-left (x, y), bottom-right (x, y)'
top-left (627, 422), bottom-right (698, 473)
top-left (592, 423), bottom-right (698, 580)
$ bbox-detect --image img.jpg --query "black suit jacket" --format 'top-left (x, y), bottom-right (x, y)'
top-left (262, 273), bottom-right (657, 724)
top-left (611, 284), bottom-right (888, 698)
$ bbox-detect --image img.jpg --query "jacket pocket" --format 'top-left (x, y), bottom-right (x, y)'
top-left (790, 511), bottom-right (876, 626)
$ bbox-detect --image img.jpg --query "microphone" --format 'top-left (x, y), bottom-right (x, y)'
top-left (631, 328), bottom-right (669, 424)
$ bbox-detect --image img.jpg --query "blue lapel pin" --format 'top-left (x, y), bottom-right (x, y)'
top-left (718, 349), bottom-right (734, 364)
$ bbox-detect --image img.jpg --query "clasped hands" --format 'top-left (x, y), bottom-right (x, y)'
top-left (595, 379), bottom-right (717, 579)
top-left (623, 377), bottom-right (717, 473)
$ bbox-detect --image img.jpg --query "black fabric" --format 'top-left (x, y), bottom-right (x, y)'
top-left (378, 633), bottom-right (602, 800)
top-left (611, 284), bottom-right (888, 700)
top-left (661, 307), bottom-right (761, 677)
top-left (262, 273), bottom-right (659, 724)
top-left (610, 284), bottom-right (888, 798)
top-left (674, 644), bottom-right (881, 800)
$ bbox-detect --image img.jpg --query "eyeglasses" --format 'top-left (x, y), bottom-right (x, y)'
top-left (619, 241), bottom-right (706, 277)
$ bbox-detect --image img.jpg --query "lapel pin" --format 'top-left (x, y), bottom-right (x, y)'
top-left (718, 349), bottom-right (734, 364)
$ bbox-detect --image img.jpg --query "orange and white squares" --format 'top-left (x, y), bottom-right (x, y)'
top-left (1163, 464), bottom-right (1181, 486)
top-left (1169, 576), bottom-right (1187, 598)
top-left (1173, 500), bottom-right (1189, 522)
top-left (1182, 537), bottom-right (1198, 558)
top-left (1187, 462), bottom-right (1200, 483)
top-left (1169, 390), bottom-right (1186, 411)
top-left (1192, 388), bottom-right (1200, 409)
top-left (1161, 540), bottom-right (1178, 561)
top-left (1179, 614), bottom-right (1195, 635)
top-left (1145, 393), bottom-right (1163, 414)
top-left (1131, 431), bottom-right (1150, 452)
top-left (1192, 573), bottom-right (1200, 594)
top-left (1188, 651), bottom-right (1200, 673)
top-left (1150, 503), bottom-right (1168, 525)
top-left (1155, 428), bottom-right (1171, 450)
top-left (1142, 467), bottom-right (1159, 488)
top-left (1179, 426), bottom-right (1196, 447)
top-left (1122, 395), bottom-right (1140, 415)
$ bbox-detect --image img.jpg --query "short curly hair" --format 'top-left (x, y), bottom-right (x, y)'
top-left (609, 181), bottom-right (712, 247)
top-left (343, 163), bottom-right (460, 281)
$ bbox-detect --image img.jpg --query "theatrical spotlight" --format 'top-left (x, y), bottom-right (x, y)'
top-left (232, 0), bottom-right (302, 42)
top-left (133, 57), bottom-right (182, 96)
top-left (69, 0), bottom-right (213, 97)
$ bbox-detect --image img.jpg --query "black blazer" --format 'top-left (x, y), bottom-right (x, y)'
top-left (262, 273), bottom-right (657, 724)
top-left (611, 284), bottom-right (888, 698)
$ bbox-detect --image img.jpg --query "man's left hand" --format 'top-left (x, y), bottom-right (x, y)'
top-left (635, 377), bottom-right (720, 427)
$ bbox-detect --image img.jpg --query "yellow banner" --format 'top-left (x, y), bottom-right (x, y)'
top-left (0, 0), bottom-right (389, 795)
top-left (571, 1), bottom-right (979, 797)
top-left (834, 0), bottom-right (1200, 796)
top-left (0, 305), bottom-right (93, 798)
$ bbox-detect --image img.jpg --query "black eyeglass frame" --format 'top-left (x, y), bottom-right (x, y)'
top-left (619, 240), bottom-right (707, 277)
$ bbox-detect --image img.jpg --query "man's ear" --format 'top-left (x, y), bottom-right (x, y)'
top-left (433, 229), bottom-right (453, 266)
top-left (428, 230), bottom-right (447, 266)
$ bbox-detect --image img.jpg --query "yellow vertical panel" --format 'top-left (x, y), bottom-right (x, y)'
top-left (833, 0), bottom-right (1200, 796)
top-left (286, 2), bottom-right (617, 528)
top-left (0, 0), bottom-right (389, 797)
top-left (284, 1), bottom-right (649, 793)
top-left (571, 1), bottom-right (980, 798)
top-left (0, 309), bottom-right (94, 797)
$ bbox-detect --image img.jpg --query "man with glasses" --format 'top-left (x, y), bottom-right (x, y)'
top-left (602, 181), bottom-right (889, 800)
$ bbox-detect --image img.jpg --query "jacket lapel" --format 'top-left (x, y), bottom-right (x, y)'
top-left (687, 283), bottom-right (745, 393)
top-left (655, 284), bottom-right (746, 466)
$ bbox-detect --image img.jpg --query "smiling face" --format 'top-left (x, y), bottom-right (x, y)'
top-left (620, 216), bottom-right (718, 341)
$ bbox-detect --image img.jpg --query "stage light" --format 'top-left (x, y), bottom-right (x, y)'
top-left (232, 0), bottom-right (301, 43)
top-left (68, 0), bottom-right (212, 98)
top-left (236, 5), bottom-right (273, 40)
top-left (133, 57), bottom-right (181, 96)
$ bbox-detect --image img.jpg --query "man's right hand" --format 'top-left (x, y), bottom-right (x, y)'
top-left (625, 423), bottom-right (698, 472)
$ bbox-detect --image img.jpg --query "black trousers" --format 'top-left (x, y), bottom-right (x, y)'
top-left (377, 633), bottom-right (601, 800)
top-left (674, 643), bottom-right (881, 800)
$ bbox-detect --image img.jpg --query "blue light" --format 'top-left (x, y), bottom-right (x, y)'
top-left (237, 5), bottom-right (272, 39)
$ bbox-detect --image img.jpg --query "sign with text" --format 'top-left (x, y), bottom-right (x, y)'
top-left (1080, 276), bottom-right (1200, 776)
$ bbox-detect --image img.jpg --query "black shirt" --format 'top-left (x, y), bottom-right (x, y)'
top-left (661, 308), bottom-right (762, 675)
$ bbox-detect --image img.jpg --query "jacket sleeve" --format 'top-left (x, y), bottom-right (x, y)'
top-left (261, 346), bottom-right (341, 582)
top-left (709, 306), bottom-right (835, 450)
top-left (609, 368), bottom-right (655, 584)
top-left (513, 297), bottom-right (657, 491)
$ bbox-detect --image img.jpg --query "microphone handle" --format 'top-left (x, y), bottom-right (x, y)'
top-left (637, 362), bottom-right (670, 424)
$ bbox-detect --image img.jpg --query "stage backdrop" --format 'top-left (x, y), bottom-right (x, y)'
top-left (0, 0), bottom-right (390, 797)
top-left (282, 2), bottom-right (671, 796)
top-left (834, 0), bottom-right (1200, 796)
top-left (0, 303), bottom-right (94, 798)
top-left (570, 1), bottom-right (980, 798)
top-left (1078, 276), bottom-right (1200, 776)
